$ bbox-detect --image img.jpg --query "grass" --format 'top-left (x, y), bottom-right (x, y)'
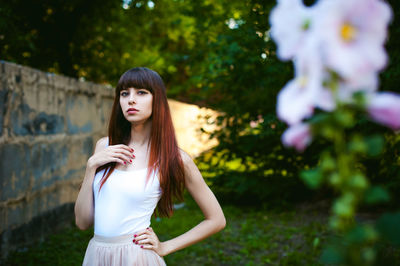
top-left (156, 200), bottom-right (329, 266)
top-left (5, 198), bottom-right (330, 265)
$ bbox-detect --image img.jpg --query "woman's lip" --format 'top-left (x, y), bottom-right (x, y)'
top-left (127, 110), bottom-right (138, 114)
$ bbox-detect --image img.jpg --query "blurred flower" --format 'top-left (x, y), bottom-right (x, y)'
top-left (249, 115), bottom-right (264, 128)
top-left (250, 121), bottom-right (258, 128)
top-left (316, 0), bottom-right (392, 90)
top-left (367, 92), bottom-right (400, 131)
top-left (269, 0), bottom-right (314, 60)
top-left (276, 72), bottom-right (316, 125)
top-left (336, 75), bottom-right (378, 103)
top-left (282, 123), bottom-right (312, 152)
top-left (277, 42), bottom-right (334, 125)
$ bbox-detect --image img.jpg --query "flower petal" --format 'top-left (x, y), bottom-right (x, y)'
top-left (367, 92), bottom-right (400, 130)
top-left (269, 0), bottom-right (314, 60)
top-left (282, 123), bottom-right (312, 152)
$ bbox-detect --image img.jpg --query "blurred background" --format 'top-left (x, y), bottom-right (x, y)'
top-left (1, 0), bottom-right (400, 264)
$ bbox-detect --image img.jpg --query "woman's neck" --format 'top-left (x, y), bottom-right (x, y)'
top-left (128, 120), bottom-right (152, 148)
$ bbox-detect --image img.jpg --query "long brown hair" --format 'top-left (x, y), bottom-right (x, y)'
top-left (96, 67), bottom-right (185, 217)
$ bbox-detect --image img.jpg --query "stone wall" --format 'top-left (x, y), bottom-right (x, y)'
top-left (0, 61), bottom-right (217, 259)
top-left (0, 61), bottom-right (114, 259)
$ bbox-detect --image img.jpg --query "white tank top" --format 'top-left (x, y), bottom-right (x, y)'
top-left (93, 167), bottom-right (162, 237)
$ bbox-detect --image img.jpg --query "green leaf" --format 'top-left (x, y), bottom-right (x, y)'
top-left (300, 168), bottom-right (323, 189)
top-left (334, 109), bottom-right (354, 127)
top-left (333, 194), bottom-right (355, 218)
top-left (348, 135), bottom-right (367, 154)
top-left (320, 153), bottom-right (336, 172)
top-left (320, 125), bottom-right (336, 139)
top-left (364, 186), bottom-right (390, 204)
top-left (349, 174), bottom-right (369, 190)
top-left (313, 237), bottom-right (320, 249)
top-left (328, 172), bottom-right (341, 186)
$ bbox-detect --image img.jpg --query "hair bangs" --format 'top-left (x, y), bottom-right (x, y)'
top-left (116, 67), bottom-right (154, 93)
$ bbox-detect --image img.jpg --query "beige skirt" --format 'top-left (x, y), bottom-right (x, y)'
top-left (82, 234), bottom-right (166, 266)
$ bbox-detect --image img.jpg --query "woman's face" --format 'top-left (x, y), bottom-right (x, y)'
top-left (119, 87), bottom-right (153, 124)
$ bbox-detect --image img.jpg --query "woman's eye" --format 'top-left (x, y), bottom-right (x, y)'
top-left (120, 91), bottom-right (128, 96)
top-left (138, 90), bottom-right (148, 95)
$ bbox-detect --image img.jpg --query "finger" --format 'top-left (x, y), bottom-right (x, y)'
top-left (109, 157), bottom-right (126, 165)
top-left (117, 150), bottom-right (135, 162)
top-left (107, 146), bottom-right (134, 161)
top-left (111, 148), bottom-right (135, 160)
top-left (133, 234), bottom-right (149, 242)
top-left (133, 238), bottom-right (144, 245)
top-left (110, 156), bottom-right (128, 165)
top-left (135, 229), bottom-right (150, 237)
top-left (140, 244), bottom-right (154, 250)
top-left (134, 235), bottom-right (153, 245)
top-left (113, 144), bottom-right (134, 153)
top-left (136, 238), bottom-right (154, 245)
top-left (146, 227), bottom-right (157, 239)
top-left (110, 152), bottom-right (134, 164)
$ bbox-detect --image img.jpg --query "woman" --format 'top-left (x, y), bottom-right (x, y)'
top-left (74, 67), bottom-right (226, 265)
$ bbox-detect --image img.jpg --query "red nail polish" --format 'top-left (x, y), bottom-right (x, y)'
top-left (140, 245), bottom-right (143, 248)
top-left (132, 240), bottom-right (135, 243)
top-left (134, 234), bottom-right (137, 237)
top-left (124, 161), bottom-right (126, 165)
top-left (130, 159), bottom-right (132, 162)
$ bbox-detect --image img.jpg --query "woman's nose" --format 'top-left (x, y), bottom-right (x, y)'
top-left (128, 94), bottom-right (136, 103)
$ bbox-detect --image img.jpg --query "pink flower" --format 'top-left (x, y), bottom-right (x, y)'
top-left (336, 74), bottom-right (378, 103)
top-left (277, 40), bottom-right (334, 125)
top-left (269, 0), bottom-right (314, 61)
top-left (367, 92), bottom-right (400, 131)
top-left (315, 0), bottom-right (392, 90)
top-left (282, 123), bottom-right (312, 152)
top-left (277, 77), bottom-right (315, 125)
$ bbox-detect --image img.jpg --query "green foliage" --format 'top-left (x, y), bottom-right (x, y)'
top-left (320, 219), bottom-right (400, 266)
top-left (282, 76), bottom-right (400, 264)
top-left (0, 0), bottom-right (123, 79)
top-left (194, 0), bottom-right (400, 211)
top-left (321, 225), bottom-right (378, 265)
top-left (196, 114), bottom-right (321, 205)
top-left (5, 222), bottom-right (93, 265)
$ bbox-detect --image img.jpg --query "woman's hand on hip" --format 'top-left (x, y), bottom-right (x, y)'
top-left (87, 144), bottom-right (135, 169)
top-left (134, 227), bottom-right (167, 257)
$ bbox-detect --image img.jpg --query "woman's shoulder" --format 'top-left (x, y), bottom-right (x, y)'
top-left (179, 148), bottom-right (193, 165)
top-left (178, 149), bottom-right (202, 180)
top-left (94, 136), bottom-right (109, 153)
